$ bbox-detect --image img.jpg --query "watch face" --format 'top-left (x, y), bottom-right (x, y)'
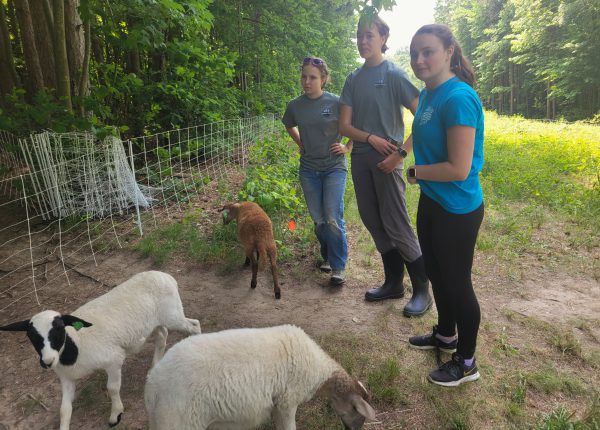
top-left (398, 148), bottom-right (408, 158)
top-left (408, 167), bottom-right (416, 178)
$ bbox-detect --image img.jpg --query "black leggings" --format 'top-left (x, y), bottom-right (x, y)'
top-left (417, 193), bottom-right (484, 358)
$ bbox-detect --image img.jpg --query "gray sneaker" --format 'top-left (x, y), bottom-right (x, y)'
top-left (330, 270), bottom-right (345, 286)
top-left (319, 260), bottom-right (332, 273)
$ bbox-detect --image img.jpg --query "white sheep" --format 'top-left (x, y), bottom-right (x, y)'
top-left (220, 201), bottom-right (281, 299)
top-left (144, 324), bottom-right (376, 430)
top-left (0, 270), bottom-right (201, 430)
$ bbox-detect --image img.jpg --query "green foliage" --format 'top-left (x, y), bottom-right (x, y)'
top-left (535, 398), bottom-right (600, 430)
top-left (238, 134), bottom-right (304, 217)
top-left (0, 89), bottom-right (92, 134)
top-left (435, 0), bottom-right (600, 120)
top-left (482, 112), bottom-right (600, 233)
top-left (366, 358), bottom-right (406, 407)
top-left (133, 215), bottom-right (241, 266)
top-left (525, 363), bottom-right (583, 395)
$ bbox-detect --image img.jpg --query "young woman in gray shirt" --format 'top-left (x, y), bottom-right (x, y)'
top-left (282, 57), bottom-right (351, 286)
top-left (339, 15), bottom-right (432, 316)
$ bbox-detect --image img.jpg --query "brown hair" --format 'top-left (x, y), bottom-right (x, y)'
top-left (414, 24), bottom-right (475, 87)
top-left (357, 14), bottom-right (390, 53)
top-left (302, 57), bottom-right (330, 88)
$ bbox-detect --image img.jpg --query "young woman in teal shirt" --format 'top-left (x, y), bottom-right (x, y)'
top-left (407, 24), bottom-right (485, 387)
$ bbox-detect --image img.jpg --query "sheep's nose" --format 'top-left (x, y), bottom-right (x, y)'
top-left (40, 357), bottom-right (54, 368)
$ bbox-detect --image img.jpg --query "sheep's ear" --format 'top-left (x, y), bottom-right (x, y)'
top-left (61, 315), bottom-right (93, 330)
top-left (0, 319), bottom-right (30, 332)
top-left (350, 393), bottom-right (376, 421)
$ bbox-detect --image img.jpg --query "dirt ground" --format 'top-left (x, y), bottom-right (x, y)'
top-left (0, 194), bottom-right (598, 429)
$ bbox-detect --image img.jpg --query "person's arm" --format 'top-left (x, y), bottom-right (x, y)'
top-left (339, 105), bottom-right (396, 156)
top-left (285, 127), bottom-right (303, 151)
top-left (407, 125), bottom-right (475, 184)
top-left (376, 96), bottom-right (420, 174)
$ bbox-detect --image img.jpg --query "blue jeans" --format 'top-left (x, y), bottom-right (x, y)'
top-left (299, 166), bottom-right (348, 271)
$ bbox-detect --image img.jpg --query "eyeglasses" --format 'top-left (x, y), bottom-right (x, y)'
top-left (303, 57), bottom-right (324, 66)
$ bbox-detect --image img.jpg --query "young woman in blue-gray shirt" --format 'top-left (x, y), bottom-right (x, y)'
top-left (407, 24), bottom-right (485, 387)
top-left (282, 57), bottom-right (351, 286)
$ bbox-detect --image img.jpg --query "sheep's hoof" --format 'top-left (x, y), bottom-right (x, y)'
top-left (109, 413), bottom-right (122, 427)
top-left (250, 280), bottom-right (257, 289)
top-left (275, 291), bottom-right (281, 300)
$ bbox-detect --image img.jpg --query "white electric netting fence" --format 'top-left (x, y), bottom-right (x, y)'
top-left (0, 115), bottom-right (277, 316)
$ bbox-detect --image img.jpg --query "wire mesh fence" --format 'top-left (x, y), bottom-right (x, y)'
top-left (0, 115), bottom-right (277, 316)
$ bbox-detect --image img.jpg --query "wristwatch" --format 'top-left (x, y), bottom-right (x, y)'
top-left (397, 146), bottom-right (408, 159)
top-left (407, 166), bottom-right (417, 179)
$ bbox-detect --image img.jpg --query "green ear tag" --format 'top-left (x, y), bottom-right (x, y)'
top-left (72, 321), bottom-right (84, 331)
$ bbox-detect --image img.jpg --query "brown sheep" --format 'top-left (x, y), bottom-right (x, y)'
top-left (220, 202), bottom-right (281, 299)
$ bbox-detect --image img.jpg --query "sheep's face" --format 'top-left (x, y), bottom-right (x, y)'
top-left (0, 311), bottom-right (92, 369)
top-left (29, 311), bottom-right (69, 369)
top-left (220, 203), bottom-right (240, 225)
top-left (330, 381), bottom-right (376, 430)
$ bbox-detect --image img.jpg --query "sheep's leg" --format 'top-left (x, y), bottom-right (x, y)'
top-left (59, 377), bottom-right (76, 430)
top-left (106, 365), bottom-right (124, 427)
top-left (244, 256), bottom-right (250, 266)
top-left (268, 248), bottom-right (281, 299)
top-left (250, 253), bottom-right (258, 289)
top-left (273, 405), bottom-right (297, 430)
top-left (152, 326), bottom-right (168, 366)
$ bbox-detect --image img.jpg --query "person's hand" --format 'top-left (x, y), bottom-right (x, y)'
top-left (377, 151), bottom-right (402, 174)
top-left (406, 165), bottom-right (418, 185)
top-left (369, 135), bottom-right (397, 156)
top-left (330, 142), bottom-right (349, 155)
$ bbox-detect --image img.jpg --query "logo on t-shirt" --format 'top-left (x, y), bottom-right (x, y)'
top-left (321, 106), bottom-right (333, 116)
top-left (374, 78), bottom-right (385, 87)
top-left (419, 106), bottom-right (434, 125)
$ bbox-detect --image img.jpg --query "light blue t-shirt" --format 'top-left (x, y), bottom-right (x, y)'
top-left (412, 77), bottom-right (484, 214)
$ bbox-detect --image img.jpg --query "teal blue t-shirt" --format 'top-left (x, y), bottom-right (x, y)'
top-left (412, 77), bottom-right (484, 214)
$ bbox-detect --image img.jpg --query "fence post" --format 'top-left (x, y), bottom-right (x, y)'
top-left (20, 175), bottom-right (40, 306)
top-left (129, 140), bottom-right (143, 236)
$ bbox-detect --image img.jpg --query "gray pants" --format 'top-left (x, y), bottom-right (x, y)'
top-left (351, 150), bottom-right (421, 262)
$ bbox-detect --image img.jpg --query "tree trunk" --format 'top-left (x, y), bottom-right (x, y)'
top-left (30, 0), bottom-right (56, 89)
top-left (78, 15), bottom-right (91, 114)
top-left (64, 0), bottom-right (84, 98)
top-left (52, 0), bottom-right (72, 111)
top-left (546, 80), bottom-right (551, 119)
top-left (0, 3), bottom-right (19, 95)
top-left (7, 0), bottom-right (22, 58)
top-left (14, 0), bottom-right (45, 97)
top-left (509, 62), bottom-right (514, 115)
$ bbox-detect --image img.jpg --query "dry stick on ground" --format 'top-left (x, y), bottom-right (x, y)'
top-left (57, 257), bottom-right (112, 288)
top-left (25, 393), bottom-right (49, 411)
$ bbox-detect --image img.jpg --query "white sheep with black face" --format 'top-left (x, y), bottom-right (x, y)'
top-left (144, 324), bottom-right (376, 430)
top-left (1, 270), bottom-right (201, 430)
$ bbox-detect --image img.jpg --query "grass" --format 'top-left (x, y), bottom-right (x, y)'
top-left (124, 112), bottom-right (600, 429)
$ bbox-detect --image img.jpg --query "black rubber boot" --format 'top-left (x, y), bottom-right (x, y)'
top-left (403, 256), bottom-right (433, 317)
top-left (365, 249), bottom-right (405, 302)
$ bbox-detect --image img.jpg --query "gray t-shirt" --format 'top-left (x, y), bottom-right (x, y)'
top-left (282, 92), bottom-right (346, 171)
top-left (340, 60), bottom-right (419, 155)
